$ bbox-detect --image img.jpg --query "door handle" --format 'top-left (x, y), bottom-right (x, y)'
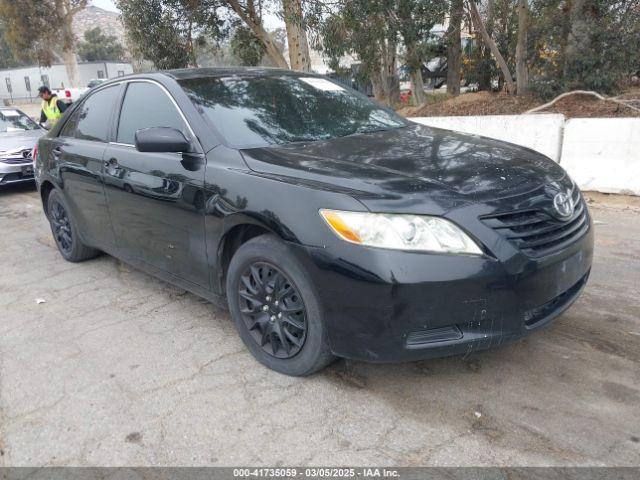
top-left (52, 147), bottom-right (62, 158)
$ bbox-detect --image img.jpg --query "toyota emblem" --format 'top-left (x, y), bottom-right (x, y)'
top-left (553, 191), bottom-right (574, 219)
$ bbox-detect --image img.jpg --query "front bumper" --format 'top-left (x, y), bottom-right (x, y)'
top-left (289, 218), bottom-right (594, 363)
top-left (0, 159), bottom-right (35, 185)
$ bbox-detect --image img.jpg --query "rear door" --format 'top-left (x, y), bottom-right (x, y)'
top-left (50, 84), bottom-right (122, 247)
top-left (103, 81), bottom-right (209, 288)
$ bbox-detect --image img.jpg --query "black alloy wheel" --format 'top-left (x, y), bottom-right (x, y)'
top-left (46, 189), bottom-right (99, 262)
top-left (50, 197), bottom-right (73, 255)
top-left (238, 262), bottom-right (307, 359)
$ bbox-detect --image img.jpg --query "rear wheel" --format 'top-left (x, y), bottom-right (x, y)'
top-left (47, 189), bottom-right (99, 262)
top-left (226, 235), bottom-right (335, 376)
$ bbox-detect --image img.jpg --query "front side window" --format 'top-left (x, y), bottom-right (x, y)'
top-left (116, 82), bottom-right (186, 145)
top-left (178, 75), bottom-right (408, 148)
top-left (60, 85), bottom-right (120, 142)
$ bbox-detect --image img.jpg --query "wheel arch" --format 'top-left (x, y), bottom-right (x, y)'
top-left (39, 180), bottom-right (57, 216)
top-left (217, 221), bottom-right (275, 294)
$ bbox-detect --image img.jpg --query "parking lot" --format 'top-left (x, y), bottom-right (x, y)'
top-left (0, 183), bottom-right (639, 466)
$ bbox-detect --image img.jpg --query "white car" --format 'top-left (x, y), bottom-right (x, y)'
top-left (53, 86), bottom-right (89, 104)
top-left (0, 108), bottom-right (45, 186)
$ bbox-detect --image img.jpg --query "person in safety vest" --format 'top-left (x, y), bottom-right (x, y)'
top-left (38, 86), bottom-right (67, 127)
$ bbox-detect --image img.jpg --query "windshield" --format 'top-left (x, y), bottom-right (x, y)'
top-left (0, 110), bottom-right (39, 133)
top-left (179, 75), bottom-right (408, 148)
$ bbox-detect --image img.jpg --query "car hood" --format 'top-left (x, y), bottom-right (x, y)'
top-left (240, 124), bottom-right (568, 214)
top-left (0, 129), bottom-right (44, 153)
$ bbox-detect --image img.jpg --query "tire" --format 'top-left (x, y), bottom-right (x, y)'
top-left (226, 235), bottom-right (335, 376)
top-left (47, 189), bottom-right (100, 262)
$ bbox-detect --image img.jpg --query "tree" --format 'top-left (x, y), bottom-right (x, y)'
top-left (78, 27), bottom-right (125, 62)
top-left (318, 0), bottom-right (401, 106)
top-left (224, 0), bottom-right (290, 68)
top-left (468, 0), bottom-right (516, 94)
top-left (0, 0), bottom-right (87, 87)
top-left (446, 0), bottom-right (464, 96)
top-left (515, 0), bottom-right (529, 94)
top-left (397, 0), bottom-right (446, 105)
top-left (0, 23), bottom-right (23, 69)
top-left (281, 0), bottom-right (311, 71)
top-left (118, 0), bottom-right (225, 69)
top-left (231, 25), bottom-right (266, 65)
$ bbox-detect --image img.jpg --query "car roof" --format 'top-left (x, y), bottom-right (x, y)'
top-left (163, 67), bottom-right (318, 80)
top-left (95, 67), bottom-right (322, 88)
top-left (90, 67), bottom-right (331, 96)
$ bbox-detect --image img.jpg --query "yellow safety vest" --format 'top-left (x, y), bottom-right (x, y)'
top-left (42, 96), bottom-right (62, 125)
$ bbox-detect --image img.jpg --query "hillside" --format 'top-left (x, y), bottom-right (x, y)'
top-left (72, 6), bottom-right (127, 53)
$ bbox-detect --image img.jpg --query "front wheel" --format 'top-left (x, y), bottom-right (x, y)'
top-left (47, 189), bottom-right (99, 262)
top-left (226, 235), bottom-right (335, 376)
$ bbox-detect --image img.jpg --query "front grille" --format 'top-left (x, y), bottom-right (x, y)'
top-left (0, 157), bottom-right (31, 165)
top-left (0, 149), bottom-right (32, 164)
top-left (481, 188), bottom-right (589, 257)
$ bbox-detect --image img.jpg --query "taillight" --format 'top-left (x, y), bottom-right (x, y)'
top-left (32, 145), bottom-right (38, 164)
top-left (65, 90), bottom-right (71, 98)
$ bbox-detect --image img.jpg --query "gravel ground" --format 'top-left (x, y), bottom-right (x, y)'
top-left (0, 184), bottom-right (639, 466)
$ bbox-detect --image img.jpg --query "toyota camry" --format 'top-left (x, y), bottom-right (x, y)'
top-left (34, 68), bottom-right (593, 376)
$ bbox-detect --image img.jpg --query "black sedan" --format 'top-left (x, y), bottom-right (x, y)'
top-left (35, 68), bottom-right (593, 376)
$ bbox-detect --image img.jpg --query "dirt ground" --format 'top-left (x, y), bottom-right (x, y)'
top-left (0, 183), bottom-right (639, 466)
top-left (399, 89), bottom-right (640, 118)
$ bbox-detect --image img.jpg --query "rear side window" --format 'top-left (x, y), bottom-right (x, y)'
top-left (116, 82), bottom-right (186, 145)
top-left (60, 85), bottom-right (120, 142)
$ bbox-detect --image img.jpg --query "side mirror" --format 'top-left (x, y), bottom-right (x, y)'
top-left (135, 127), bottom-right (191, 153)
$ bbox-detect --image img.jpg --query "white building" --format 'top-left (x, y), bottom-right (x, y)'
top-left (0, 61), bottom-right (134, 102)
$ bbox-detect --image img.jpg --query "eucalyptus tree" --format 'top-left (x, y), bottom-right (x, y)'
top-left (0, 0), bottom-right (87, 87)
top-left (397, 0), bottom-right (447, 105)
top-left (118, 0), bottom-right (226, 69)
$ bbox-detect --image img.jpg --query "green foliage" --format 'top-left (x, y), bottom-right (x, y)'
top-left (397, 0), bottom-right (447, 73)
top-left (317, 0), bottom-right (396, 80)
top-left (230, 26), bottom-right (266, 66)
top-left (528, 0), bottom-right (639, 96)
top-left (77, 27), bottom-right (125, 62)
top-left (0, 22), bottom-right (23, 69)
top-left (0, 0), bottom-right (87, 66)
top-left (562, 0), bottom-right (639, 94)
top-left (117, 0), bottom-right (226, 69)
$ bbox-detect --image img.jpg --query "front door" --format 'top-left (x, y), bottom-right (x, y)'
top-left (51, 84), bottom-right (122, 247)
top-left (103, 81), bottom-right (209, 288)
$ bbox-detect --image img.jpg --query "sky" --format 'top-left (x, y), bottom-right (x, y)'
top-left (90, 0), bottom-right (119, 12)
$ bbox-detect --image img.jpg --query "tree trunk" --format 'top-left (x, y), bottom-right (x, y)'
top-left (446, 0), bottom-right (463, 96)
top-left (468, 0), bottom-right (516, 94)
top-left (385, 36), bottom-right (400, 106)
top-left (410, 69), bottom-right (426, 105)
top-left (515, 0), bottom-right (529, 95)
top-left (61, 19), bottom-right (80, 87)
top-left (226, 0), bottom-right (290, 69)
top-left (282, 0), bottom-right (311, 71)
top-left (564, 0), bottom-right (588, 80)
top-left (371, 68), bottom-right (386, 104)
top-left (478, 0), bottom-right (494, 91)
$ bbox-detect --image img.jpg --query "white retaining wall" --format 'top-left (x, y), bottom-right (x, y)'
top-left (560, 118), bottom-right (640, 196)
top-left (410, 114), bottom-right (640, 196)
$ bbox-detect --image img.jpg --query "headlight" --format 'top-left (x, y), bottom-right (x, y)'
top-left (320, 209), bottom-right (483, 255)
